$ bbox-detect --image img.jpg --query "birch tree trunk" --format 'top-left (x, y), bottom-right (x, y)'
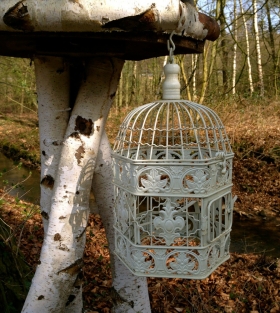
top-left (253, 0), bottom-right (264, 97)
top-left (35, 56), bottom-right (85, 313)
top-left (35, 57), bottom-right (70, 233)
top-left (198, 0), bottom-right (221, 103)
top-left (92, 132), bottom-right (151, 313)
top-left (239, 0), bottom-right (254, 96)
top-left (129, 61), bottom-right (138, 106)
top-left (217, 0), bottom-right (228, 93)
top-left (125, 63), bottom-right (129, 109)
top-left (22, 57), bottom-right (124, 313)
top-left (232, 0), bottom-right (237, 95)
top-left (156, 56), bottom-right (168, 97)
top-left (265, 1), bottom-right (278, 97)
top-left (192, 54), bottom-right (198, 101)
top-left (199, 41), bottom-right (211, 104)
top-left (118, 72), bottom-right (123, 111)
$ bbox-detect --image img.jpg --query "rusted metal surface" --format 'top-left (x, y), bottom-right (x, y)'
top-left (0, 31), bottom-right (204, 60)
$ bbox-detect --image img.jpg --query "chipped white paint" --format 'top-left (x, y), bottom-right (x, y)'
top-left (0, 0), bottom-right (208, 40)
top-left (92, 132), bottom-right (151, 313)
top-left (22, 57), bottom-right (124, 313)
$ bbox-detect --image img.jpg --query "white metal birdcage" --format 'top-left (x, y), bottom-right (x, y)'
top-left (112, 37), bottom-right (235, 279)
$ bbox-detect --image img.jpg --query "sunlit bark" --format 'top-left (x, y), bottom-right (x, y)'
top-left (253, 0), bottom-right (264, 97)
top-left (0, 0), bottom-right (210, 41)
top-left (35, 57), bottom-right (70, 233)
top-left (199, 41), bottom-right (211, 104)
top-left (192, 54), bottom-right (198, 101)
top-left (22, 57), bottom-right (123, 313)
top-left (232, 0), bottom-right (237, 95)
top-left (239, 0), bottom-right (254, 96)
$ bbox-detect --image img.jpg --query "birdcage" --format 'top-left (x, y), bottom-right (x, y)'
top-left (112, 36), bottom-right (235, 279)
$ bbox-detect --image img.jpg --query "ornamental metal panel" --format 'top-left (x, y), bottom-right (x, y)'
top-left (112, 56), bottom-right (235, 279)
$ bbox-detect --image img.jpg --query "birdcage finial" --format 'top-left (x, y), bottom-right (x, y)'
top-left (162, 31), bottom-right (181, 100)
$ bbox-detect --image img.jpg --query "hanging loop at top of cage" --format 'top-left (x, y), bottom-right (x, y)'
top-left (167, 31), bottom-right (176, 63)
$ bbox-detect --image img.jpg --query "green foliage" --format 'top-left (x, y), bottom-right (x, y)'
top-left (0, 220), bottom-right (33, 313)
top-left (0, 57), bottom-right (36, 115)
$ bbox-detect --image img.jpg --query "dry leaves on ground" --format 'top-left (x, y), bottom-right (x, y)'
top-left (1, 190), bottom-right (280, 313)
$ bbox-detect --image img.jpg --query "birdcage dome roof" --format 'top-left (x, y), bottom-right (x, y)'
top-left (113, 100), bottom-right (233, 162)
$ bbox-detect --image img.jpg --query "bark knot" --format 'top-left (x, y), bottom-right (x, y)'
top-left (3, 0), bottom-right (34, 32)
top-left (54, 233), bottom-right (61, 241)
top-left (75, 116), bottom-right (93, 136)
top-left (66, 294), bottom-right (76, 306)
top-left (41, 175), bottom-right (55, 190)
top-left (41, 211), bottom-right (49, 220)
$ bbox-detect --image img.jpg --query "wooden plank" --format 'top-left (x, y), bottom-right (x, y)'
top-left (0, 31), bottom-right (204, 60)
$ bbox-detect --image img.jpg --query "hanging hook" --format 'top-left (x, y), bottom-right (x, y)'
top-left (167, 31), bottom-right (176, 63)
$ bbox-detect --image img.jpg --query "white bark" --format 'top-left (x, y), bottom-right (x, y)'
top-left (22, 57), bottom-right (124, 313)
top-left (0, 0), bottom-right (208, 40)
top-left (35, 57), bottom-right (84, 313)
top-left (35, 57), bottom-right (70, 232)
top-left (92, 132), bottom-right (151, 313)
top-left (253, 0), bottom-right (264, 97)
top-left (239, 0), bottom-right (254, 95)
top-left (192, 54), bottom-right (198, 101)
top-left (232, 0), bottom-right (237, 95)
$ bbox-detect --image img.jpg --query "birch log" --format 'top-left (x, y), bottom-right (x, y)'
top-left (35, 57), bottom-right (84, 313)
top-left (22, 57), bottom-right (124, 313)
top-left (0, 0), bottom-right (212, 41)
top-left (35, 57), bottom-right (70, 232)
top-left (92, 132), bottom-right (151, 313)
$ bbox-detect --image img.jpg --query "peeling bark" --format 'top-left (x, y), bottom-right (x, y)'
top-left (35, 56), bottom-right (70, 232)
top-left (22, 57), bottom-right (124, 313)
top-left (0, 0), bottom-right (219, 41)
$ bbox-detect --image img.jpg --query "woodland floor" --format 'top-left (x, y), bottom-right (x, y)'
top-left (1, 191), bottom-right (280, 313)
top-left (0, 100), bottom-right (280, 312)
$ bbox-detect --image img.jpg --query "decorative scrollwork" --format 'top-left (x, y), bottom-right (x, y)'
top-left (153, 199), bottom-right (185, 245)
top-left (169, 252), bottom-right (198, 275)
top-left (115, 194), bottom-right (129, 232)
top-left (140, 168), bottom-right (168, 192)
top-left (208, 244), bottom-right (220, 268)
top-left (170, 166), bottom-right (184, 178)
top-left (186, 169), bottom-right (210, 194)
top-left (131, 250), bottom-right (152, 273)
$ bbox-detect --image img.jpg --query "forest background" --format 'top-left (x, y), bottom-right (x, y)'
top-left (0, 0), bottom-right (279, 312)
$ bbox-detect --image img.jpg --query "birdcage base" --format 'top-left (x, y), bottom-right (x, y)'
top-left (114, 229), bottom-right (230, 279)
